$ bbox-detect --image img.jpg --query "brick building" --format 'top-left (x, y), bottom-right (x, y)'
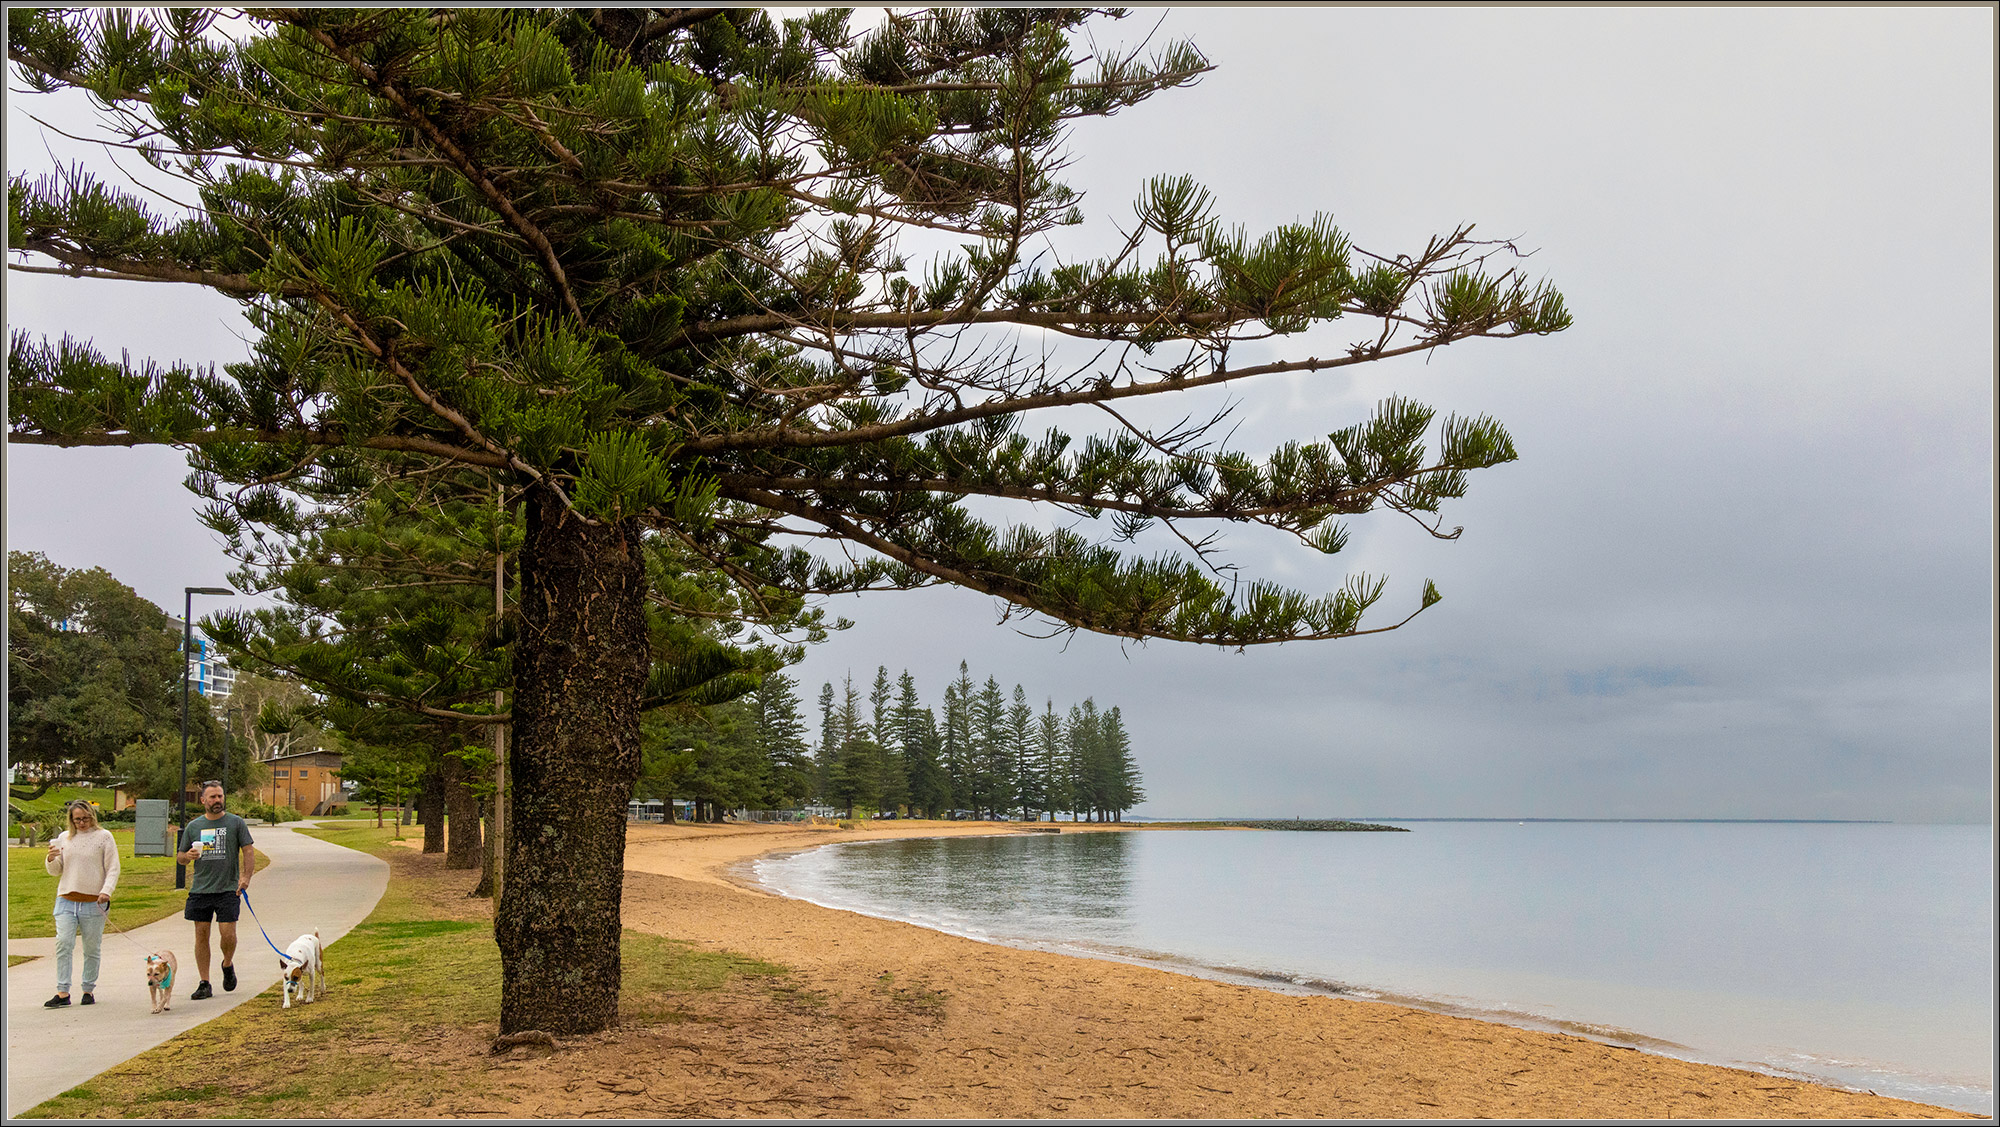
top-left (264, 749), bottom-right (346, 815)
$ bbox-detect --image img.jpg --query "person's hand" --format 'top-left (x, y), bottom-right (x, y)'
top-left (45, 845), bottom-right (61, 863)
top-left (237, 875), bottom-right (249, 893)
top-left (96, 893), bottom-right (110, 905)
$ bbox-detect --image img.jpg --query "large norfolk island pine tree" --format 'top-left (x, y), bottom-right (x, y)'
top-left (7, 8), bottom-right (1569, 1035)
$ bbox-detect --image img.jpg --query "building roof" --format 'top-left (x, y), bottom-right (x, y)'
top-left (260, 748), bottom-right (343, 764)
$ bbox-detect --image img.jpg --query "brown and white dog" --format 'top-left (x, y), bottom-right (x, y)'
top-left (145, 950), bottom-right (178, 1014)
top-left (279, 931), bottom-right (323, 1009)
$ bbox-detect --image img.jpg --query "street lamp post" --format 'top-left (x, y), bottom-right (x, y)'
top-left (224, 705), bottom-right (243, 808)
top-left (176, 585), bottom-right (235, 891)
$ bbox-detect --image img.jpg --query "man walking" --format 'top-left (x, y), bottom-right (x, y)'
top-left (173, 781), bottom-right (255, 1000)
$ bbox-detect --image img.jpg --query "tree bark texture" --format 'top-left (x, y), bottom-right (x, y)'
top-left (494, 485), bottom-right (649, 1036)
top-left (470, 798), bottom-right (495, 897)
top-left (443, 752), bottom-right (482, 869)
top-left (418, 762), bottom-right (445, 853)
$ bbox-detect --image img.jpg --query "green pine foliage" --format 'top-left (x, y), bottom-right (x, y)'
top-left (1006, 686), bottom-right (1037, 819)
top-left (805, 661), bottom-right (1148, 821)
top-left (9, 7), bottom-right (1566, 650)
top-left (1035, 702), bottom-right (1070, 820)
top-left (893, 671), bottom-right (949, 818)
top-left (749, 672), bottom-right (814, 808)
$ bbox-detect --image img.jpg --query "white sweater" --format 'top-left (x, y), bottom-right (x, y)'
top-left (45, 826), bottom-right (120, 899)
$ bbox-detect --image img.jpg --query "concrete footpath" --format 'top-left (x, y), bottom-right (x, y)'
top-left (4, 822), bottom-right (389, 1118)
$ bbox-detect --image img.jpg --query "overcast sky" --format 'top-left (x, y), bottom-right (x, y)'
top-left (5, 8), bottom-right (1992, 822)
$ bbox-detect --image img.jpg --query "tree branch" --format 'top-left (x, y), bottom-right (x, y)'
top-left (6, 427), bottom-right (509, 466)
top-left (680, 335), bottom-right (1452, 456)
top-left (8, 250), bottom-right (299, 296)
top-left (300, 24), bottom-right (588, 323)
top-left (717, 483), bottom-right (1425, 646)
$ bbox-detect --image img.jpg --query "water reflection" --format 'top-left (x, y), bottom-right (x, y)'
top-left (777, 832), bottom-right (1135, 940)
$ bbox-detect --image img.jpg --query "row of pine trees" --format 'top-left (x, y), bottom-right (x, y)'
top-left (638, 663), bottom-right (1145, 822)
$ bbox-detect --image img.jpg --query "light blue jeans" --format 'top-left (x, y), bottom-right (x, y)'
top-left (53, 898), bottom-right (106, 995)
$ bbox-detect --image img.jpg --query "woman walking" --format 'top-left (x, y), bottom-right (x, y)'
top-left (43, 800), bottom-right (119, 1007)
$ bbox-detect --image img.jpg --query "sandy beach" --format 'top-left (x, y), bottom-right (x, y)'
top-left (596, 818), bottom-right (1976, 1119)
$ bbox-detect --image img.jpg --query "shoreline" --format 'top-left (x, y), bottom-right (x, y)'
top-left (620, 818), bottom-right (1979, 1118)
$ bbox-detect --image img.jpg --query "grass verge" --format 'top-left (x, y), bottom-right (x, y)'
top-left (25, 824), bottom-right (786, 1119)
top-left (9, 831), bottom-right (271, 940)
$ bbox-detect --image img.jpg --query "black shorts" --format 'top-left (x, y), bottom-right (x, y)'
top-left (184, 891), bottom-right (240, 923)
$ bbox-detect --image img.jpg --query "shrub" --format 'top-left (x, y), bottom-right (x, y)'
top-left (33, 809), bottom-right (68, 844)
top-left (224, 796), bottom-right (304, 825)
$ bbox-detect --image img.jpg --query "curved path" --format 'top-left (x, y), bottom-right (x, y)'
top-left (4, 822), bottom-right (388, 1118)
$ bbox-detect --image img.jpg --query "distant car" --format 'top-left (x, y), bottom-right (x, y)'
top-left (871, 810), bottom-right (899, 819)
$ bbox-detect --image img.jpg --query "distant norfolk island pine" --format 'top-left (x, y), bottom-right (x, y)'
top-left (635, 662), bottom-right (1147, 824)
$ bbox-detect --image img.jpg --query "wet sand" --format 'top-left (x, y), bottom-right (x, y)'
top-left (613, 818), bottom-right (1975, 1119)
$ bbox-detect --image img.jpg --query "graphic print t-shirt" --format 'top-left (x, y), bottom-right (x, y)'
top-left (178, 814), bottom-right (254, 896)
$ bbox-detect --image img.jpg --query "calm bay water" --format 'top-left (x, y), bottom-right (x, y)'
top-left (753, 822), bottom-right (1994, 1114)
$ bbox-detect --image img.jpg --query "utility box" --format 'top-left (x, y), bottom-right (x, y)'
top-left (133, 799), bottom-right (172, 857)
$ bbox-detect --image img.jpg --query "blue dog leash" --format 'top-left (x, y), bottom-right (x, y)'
top-left (236, 890), bottom-right (292, 959)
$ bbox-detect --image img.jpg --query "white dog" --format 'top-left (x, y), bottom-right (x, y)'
top-left (279, 931), bottom-right (323, 1009)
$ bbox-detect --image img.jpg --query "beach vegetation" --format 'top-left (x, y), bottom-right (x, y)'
top-left (8, 7), bottom-right (1565, 1035)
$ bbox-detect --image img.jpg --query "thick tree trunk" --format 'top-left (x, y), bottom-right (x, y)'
top-left (418, 762), bottom-right (445, 854)
top-left (470, 797), bottom-right (494, 897)
top-left (495, 486), bottom-right (648, 1036)
top-left (443, 753), bottom-right (481, 869)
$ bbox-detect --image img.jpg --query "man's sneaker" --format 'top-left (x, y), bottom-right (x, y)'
top-left (190, 981), bottom-right (213, 1000)
top-left (222, 964), bottom-right (237, 992)
top-left (79, 993), bottom-right (94, 1005)
top-left (42, 994), bottom-right (69, 1008)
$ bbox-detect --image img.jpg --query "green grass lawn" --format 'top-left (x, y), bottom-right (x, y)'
top-left (25, 823), bottom-right (787, 1119)
top-left (8, 828), bottom-right (270, 940)
top-left (9, 784), bottom-right (116, 813)
top-left (7, 786), bottom-right (117, 836)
